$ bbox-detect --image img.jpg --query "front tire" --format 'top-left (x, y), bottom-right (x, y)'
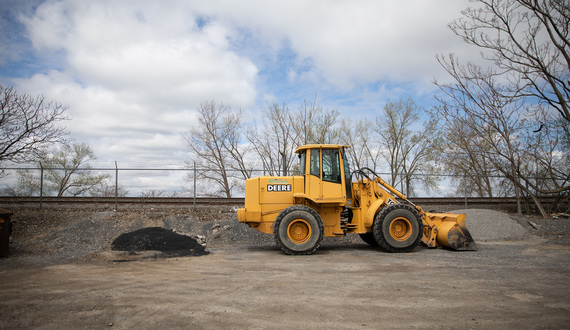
top-left (373, 204), bottom-right (422, 253)
top-left (273, 205), bottom-right (324, 255)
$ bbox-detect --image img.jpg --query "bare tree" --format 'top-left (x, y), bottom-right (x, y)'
top-left (45, 143), bottom-right (109, 197)
top-left (434, 0), bottom-right (570, 217)
top-left (436, 57), bottom-right (535, 214)
top-left (400, 116), bottom-right (442, 197)
top-left (527, 118), bottom-right (570, 195)
top-left (0, 85), bottom-right (68, 165)
top-left (247, 98), bottom-right (342, 176)
top-left (376, 98), bottom-right (416, 186)
top-left (438, 116), bottom-right (499, 197)
top-left (140, 189), bottom-right (165, 198)
top-left (375, 98), bottom-right (441, 196)
top-left (13, 143), bottom-right (109, 197)
top-left (290, 96), bottom-right (341, 146)
top-left (183, 100), bottom-right (247, 197)
top-left (448, 0), bottom-right (569, 122)
top-left (340, 118), bottom-right (386, 173)
top-left (90, 182), bottom-right (128, 198)
top-left (11, 168), bottom-right (40, 196)
top-left (247, 102), bottom-right (296, 176)
top-left (341, 119), bottom-right (372, 171)
top-left (226, 115), bottom-right (253, 181)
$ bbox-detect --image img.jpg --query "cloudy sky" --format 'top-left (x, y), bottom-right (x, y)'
top-left (0, 0), bottom-right (478, 166)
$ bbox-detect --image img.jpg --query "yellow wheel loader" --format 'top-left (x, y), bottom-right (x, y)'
top-left (237, 144), bottom-right (477, 255)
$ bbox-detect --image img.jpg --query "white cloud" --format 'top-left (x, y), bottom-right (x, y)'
top-left (13, 0), bottom-right (259, 163)
top-left (6, 0), bottom-right (481, 165)
top-left (22, 0), bottom-right (258, 106)
top-left (192, 0), bottom-right (476, 90)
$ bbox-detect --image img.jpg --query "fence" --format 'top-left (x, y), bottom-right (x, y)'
top-left (0, 163), bottom-right (455, 197)
top-left (0, 162), bottom-right (270, 198)
top-left (0, 162), bottom-right (565, 201)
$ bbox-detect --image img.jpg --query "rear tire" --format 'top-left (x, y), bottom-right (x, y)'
top-left (273, 205), bottom-right (324, 255)
top-left (373, 204), bottom-right (422, 253)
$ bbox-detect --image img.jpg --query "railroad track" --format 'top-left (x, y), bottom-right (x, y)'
top-left (0, 196), bottom-right (562, 207)
top-left (0, 196), bottom-right (245, 206)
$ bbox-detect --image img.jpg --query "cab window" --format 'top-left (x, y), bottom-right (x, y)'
top-left (310, 149), bottom-right (320, 177)
top-left (342, 147), bottom-right (352, 198)
top-left (322, 149), bottom-right (341, 184)
top-left (299, 150), bottom-right (306, 174)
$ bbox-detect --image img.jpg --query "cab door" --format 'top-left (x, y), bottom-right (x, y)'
top-left (320, 148), bottom-right (343, 202)
top-left (306, 148), bottom-right (322, 199)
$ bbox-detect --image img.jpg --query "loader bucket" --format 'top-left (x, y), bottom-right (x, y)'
top-left (425, 213), bottom-right (478, 251)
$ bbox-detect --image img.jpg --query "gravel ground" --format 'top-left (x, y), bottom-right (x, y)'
top-left (1, 205), bottom-right (569, 329)
top-left (0, 204), bottom-right (568, 265)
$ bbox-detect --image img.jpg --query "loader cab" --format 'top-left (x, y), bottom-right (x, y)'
top-left (296, 144), bottom-right (352, 204)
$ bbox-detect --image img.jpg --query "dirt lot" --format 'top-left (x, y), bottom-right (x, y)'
top-left (1, 205), bottom-right (569, 329)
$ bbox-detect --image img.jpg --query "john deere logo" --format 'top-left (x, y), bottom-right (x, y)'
top-left (267, 184), bottom-right (291, 192)
top-left (269, 178), bottom-right (289, 184)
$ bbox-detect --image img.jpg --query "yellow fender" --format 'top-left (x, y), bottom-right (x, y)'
top-left (364, 199), bottom-right (386, 229)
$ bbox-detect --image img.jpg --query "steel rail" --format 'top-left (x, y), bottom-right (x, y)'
top-left (0, 196), bottom-right (245, 205)
top-left (0, 196), bottom-right (561, 206)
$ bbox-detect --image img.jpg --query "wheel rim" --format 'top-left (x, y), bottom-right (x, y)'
top-left (287, 219), bottom-right (312, 244)
top-left (389, 217), bottom-right (413, 241)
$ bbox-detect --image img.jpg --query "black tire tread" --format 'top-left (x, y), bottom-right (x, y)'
top-left (273, 205), bottom-right (324, 255)
top-left (373, 204), bottom-right (423, 253)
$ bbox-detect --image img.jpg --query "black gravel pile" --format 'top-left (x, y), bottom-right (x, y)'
top-left (112, 227), bottom-right (209, 257)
